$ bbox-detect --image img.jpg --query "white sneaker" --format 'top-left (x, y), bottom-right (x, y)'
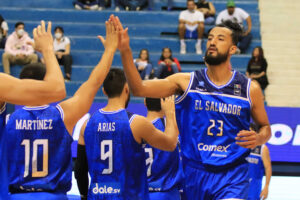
top-left (98, 6), bottom-right (104, 11)
top-left (195, 43), bottom-right (202, 55)
top-left (180, 43), bottom-right (186, 54)
top-left (115, 6), bottom-right (120, 11)
top-left (74, 4), bottom-right (82, 10)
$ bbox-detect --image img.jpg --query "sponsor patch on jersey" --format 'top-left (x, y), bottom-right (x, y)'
top-left (234, 84), bottom-right (241, 96)
top-left (91, 182), bottom-right (121, 195)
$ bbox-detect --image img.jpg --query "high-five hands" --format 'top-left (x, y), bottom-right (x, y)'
top-left (98, 15), bottom-right (119, 53)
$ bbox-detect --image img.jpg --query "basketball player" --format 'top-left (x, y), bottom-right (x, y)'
top-left (144, 97), bottom-right (184, 200)
top-left (75, 68), bottom-right (179, 200)
top-left (246, 124), bottom-right (272, 200)
top-left (115, 16), bottom-right (271, 200)
top-left (5, 16), bottom-right (118, 200)
top-left (0, 20), bottom-right (66, 199)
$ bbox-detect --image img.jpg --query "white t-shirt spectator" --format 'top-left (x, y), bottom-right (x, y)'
top-left (0, 21), bottom-right (8, 38)
top-left (134, 59), bottom-right (148, 68)
top-left (1, 21), bottom-right (8, 32)
top-left (179, 10), bottom-right (204, 31)
top-left (53, 36), bottom-right (70, 52)
top-left (215, 8), bottom-right (249, 29)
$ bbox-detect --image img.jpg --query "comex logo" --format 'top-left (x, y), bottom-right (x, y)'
top-left (92, 183), bottom-right (121, 195)
top-left (198, 143), bottom-right (231, 152)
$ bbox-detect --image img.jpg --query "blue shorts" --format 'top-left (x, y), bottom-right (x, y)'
top-left (149, 187), bottom-right (180, 200)
top-left (10, 192), bottom-right (68, 200)
top-left (247, 178), bottom-right (262, 200)
top-left (184, 29), bottom-right (198, 39)
top-left (183, 162), bottom-right (250, 200)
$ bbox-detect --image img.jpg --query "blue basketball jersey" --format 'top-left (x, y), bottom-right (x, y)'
top-left (246, 145), bottom-right (264, 199)
top-left (144, 118), bottom-right (183, 192)
top-left (6, 105), bottom-right (73, 195)
top-left (84, 109), bottom-right (149, 200)
top-left (175, 69), bottom-right (251, 168)
top-left (0, 104), bottom-right (9, 199)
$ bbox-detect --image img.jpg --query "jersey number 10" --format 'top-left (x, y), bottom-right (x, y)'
top-left (21, 139), bottom-right (48, 178)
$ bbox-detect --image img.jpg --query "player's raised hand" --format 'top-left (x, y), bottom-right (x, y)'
top-left (33, 20), bottom-right (54, 52)
top-left (161, 96), bottom-right (176, 115)
top-left (235, 130), bottom-right (259, 148)
top-left (111, 16), bottom-right (129, 51)
top-left (98, 15), bottom-right (119, 53)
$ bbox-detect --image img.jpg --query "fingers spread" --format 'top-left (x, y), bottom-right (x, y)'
top-left (40, 20), bottom-right (45, 34)
top-left (47, 21), bottom-right (52, 33)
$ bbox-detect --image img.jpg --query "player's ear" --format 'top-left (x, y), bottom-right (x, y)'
top-left (229, 45), bottom-right (237, 55)
top-left (124, 83), bottom-right (129, 94)
top-left (102, 87), bottom-right (108, 97)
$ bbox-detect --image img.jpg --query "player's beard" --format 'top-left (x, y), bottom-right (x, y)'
top-left (125, 93), bottom-right (130, 108)
top-left (204, 49), bottom-right (229, 66)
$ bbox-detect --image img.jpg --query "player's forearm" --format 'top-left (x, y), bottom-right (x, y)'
top-left (120, 48), bottom-right (145, 96)
top-left (164, 111), bottom-right (179, 151)
top-left (257, 125), bottom-right (271, 145)
top-left (264, 166), bottom-right (272, 187)
top-left (42, 49), bottom-right (66, 99)
top-left (88, 49), bottom-right (115, 87)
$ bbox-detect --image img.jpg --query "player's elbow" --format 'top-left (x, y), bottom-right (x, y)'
top-left (53, 85), bottom-right (67, 101)
top-left (165, 138), bottom-right (178, 152)
top-left (131, 87), bottom-right (146, 97)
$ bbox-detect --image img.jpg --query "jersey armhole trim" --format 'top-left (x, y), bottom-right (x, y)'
top-left (175, 72), bottom-right (194, 104)
top-left (0, 103), bottom-right (6, 114)
top-left (129, 114), bottom-right (137, 125)
top-left (247, 78), bottom-right (252, 107)
top-left (56, 104), bottom-right (64, 121)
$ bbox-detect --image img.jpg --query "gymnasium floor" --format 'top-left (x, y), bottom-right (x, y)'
top-left (67, 173), bottom-right (300, 199)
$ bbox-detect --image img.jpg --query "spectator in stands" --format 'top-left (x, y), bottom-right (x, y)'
top-left (119, 0), bottom-right (147, 10)
top-left (216, 0), bottom-right (252, 54)
top-left (134, 49), bottom-right (153, 80)
top-left (178, 0), bottom-right (204, 55)
top-left (196, 0), bottom-right (216, 25)
top-left (73, 0), bottom-right (99, 10)
top-left (53, 26), bottom-right (72, 81)
top-left (98, 0), bottom-right (122, 11)
top-left (2, 22), bottom-right (38, 75)
top-left (148, 0), bottom-right (173, 11)
top-left (155, 47), bottom-right (181, 79)
top-left (0, 15), bottom-right (9, 49)
top-left (246, 47), bottom-right (269, 91)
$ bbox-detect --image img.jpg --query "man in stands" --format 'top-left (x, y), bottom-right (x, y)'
top-left (2, 22), bottom-right (38, 74)
top-left (216, 0), bottom-right (252, 54)
top-left (178, 0), bottom-right (204, 55)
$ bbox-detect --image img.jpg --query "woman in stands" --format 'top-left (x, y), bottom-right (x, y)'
top-left (246, 46), bottom-right (269, 91)
top-left (155, 47), bottom-right (181, 79)
top-left (53, 26), bottom-right (73, 81)
top-left (134, 49), bottom-right (153, 80)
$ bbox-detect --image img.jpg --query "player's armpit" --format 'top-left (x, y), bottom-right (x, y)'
top-left (130, 115), bottom-right (178, 151)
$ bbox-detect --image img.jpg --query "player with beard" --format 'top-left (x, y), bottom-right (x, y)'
top-left (75, 68), bottom-right (179, 200)
top-left (115, 17), bottom-right (271, 200)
